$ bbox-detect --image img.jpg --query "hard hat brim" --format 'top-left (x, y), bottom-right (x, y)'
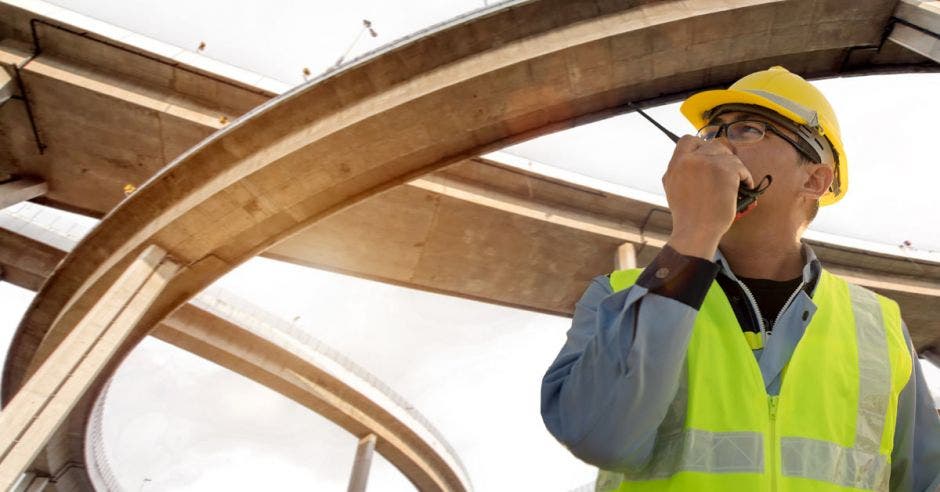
top-left (679, 88), bottom-right (848, 206)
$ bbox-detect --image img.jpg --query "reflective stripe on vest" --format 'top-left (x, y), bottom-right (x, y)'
top-left (597, 269), bottom-right (911, 492)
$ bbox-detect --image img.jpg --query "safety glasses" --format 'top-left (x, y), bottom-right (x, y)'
top-left (697, 120), bottom-right (822, 164)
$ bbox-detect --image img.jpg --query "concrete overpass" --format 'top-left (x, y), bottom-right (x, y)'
top-left (1, 0), bottom-right (939, 489)
top-left (0, 207), bottom-right (471, 491)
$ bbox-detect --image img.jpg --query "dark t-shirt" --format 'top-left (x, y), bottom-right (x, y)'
top-left (737, 275), bottom-right (803, 334)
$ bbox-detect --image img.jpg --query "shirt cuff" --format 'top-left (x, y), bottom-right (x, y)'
top-left (635, 244), bottom-right (720, 310)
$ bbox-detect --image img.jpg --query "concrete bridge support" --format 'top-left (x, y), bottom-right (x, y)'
top-left (348, 434), bottom-right (378, 492)
top-left (890, 0), bottom-right (940, 62)
top-left (615, 243), bottom-right (637, 271)
top-left (11, 472), bottom-right (49, 492)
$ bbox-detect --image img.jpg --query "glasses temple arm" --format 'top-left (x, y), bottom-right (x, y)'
top-left (764, 126), bottom-right (821, 163)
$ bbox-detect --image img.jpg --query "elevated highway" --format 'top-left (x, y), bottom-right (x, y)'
top-left (1, 0), bottom-right (939, 489)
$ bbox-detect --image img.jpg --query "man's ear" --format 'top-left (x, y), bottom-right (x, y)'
top-left (801, 163), bottom-right (834, 200)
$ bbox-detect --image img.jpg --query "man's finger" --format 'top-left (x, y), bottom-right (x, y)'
top-left (674, 135), bottom-right (703, 154)
top-left (737, 164), bottom-right (755, 190)
top-left (696, 139), bottom-right (734, 156)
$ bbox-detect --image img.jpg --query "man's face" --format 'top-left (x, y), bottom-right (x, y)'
top-left (704, 110), bottom-right (808, 221)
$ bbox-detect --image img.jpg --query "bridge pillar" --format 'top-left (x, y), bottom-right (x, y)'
top-left (347, 433), bottom-right (377, 492)
top-left (615, 242), bottom-right (637, 271)
top-left (0, 67), bottom-right (11, 106)
top-left (11, 471), bottom-right (49, 492)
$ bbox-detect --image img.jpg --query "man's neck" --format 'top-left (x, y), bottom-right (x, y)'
top-left (718, 233), bottom-right (805, 281)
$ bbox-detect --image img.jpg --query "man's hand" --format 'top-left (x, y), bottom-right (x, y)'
top-left (662, 135), bottom-right (754, 260)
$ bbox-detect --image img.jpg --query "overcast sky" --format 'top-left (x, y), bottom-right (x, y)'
top-left (1, 0), bottom-right (939, 491)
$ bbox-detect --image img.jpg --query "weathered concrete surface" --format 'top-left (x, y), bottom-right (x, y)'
top-left (0, 66), bottom-right (12, 105)
top-left (889, 3), bottom-right (940, 63)
top-left (270, 157), bottom-right (940, 351)
top-left (1, 1), bottom-right (940, 487)
top-left (0, 226), bottom-right (471, 492)
top-left (5, 0), bottom-right (940, 409)
top-left (0, 177), bottom-right (46, 210)
top-left (1, 0), bottom-right (938, 334)
top-left (4, 151), bottom-right (939, 352)
top-left (895, 0), bottom-right (940, 34)
top-left (348, 434), bottom-right (378, 492)
top-left (0, 220), bottom-right (61, 291)
top-left (0, 1), bottom-right (272, 217)
top-left (1, 0), bottom-right (937, 217)
top-left (0, 245), bottom-right (176, 489)
top-left (889, 0), bottom-right (940, 62)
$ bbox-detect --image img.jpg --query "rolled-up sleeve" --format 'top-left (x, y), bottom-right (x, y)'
top-left (540, 246), bottom-right (718, 470)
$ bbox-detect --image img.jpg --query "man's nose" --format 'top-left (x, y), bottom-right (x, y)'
top-left (712, 132), bottom-right (736, 153)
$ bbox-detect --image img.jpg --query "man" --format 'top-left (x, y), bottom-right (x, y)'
top-left (540, 66), bottom-right (940, 491)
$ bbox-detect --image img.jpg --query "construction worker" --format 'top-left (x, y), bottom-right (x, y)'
top-left (540, 66), bottom-right (940, 491)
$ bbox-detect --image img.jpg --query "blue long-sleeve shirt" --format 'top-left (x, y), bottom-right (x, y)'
top-left (541, 244), bottom-right (940, 491)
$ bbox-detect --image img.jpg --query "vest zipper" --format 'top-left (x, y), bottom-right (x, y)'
top-left (771, 281), bottom-right (806, 332)
top-left (766, 283), bottom-right (801, 492)
top-left (731, 278), bottom-right (767, 343)
top-left (769, 395), bottom-right (779, 492)
top-left (729, 272), bottom-right (804, 491)
top-left (732, 277), bottom-right (806, 345)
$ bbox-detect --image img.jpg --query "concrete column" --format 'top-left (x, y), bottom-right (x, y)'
top-left (1, 67), bottom-right (12, 106)
top-left (889, 23), bottom-right (940, 63)
top-left (0, 244), bottom-right (178, 488)
top-left (11, 472), bottom-right (49, 492)
top-left (0, 178), bottom-right (47, 211)
top-left (615, 242), bottom-right (637, 270)
top-left (891, 0), bottom-right (940, 63)
top-left (347, 434), bottom-right (377, 492)
top-left (22, 475), bottom-right (49, 492)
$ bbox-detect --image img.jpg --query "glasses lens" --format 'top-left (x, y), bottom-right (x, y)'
top-left (727, 121), bottom-right (765, 143)
top-left (697, 125), bottom-right (721, 141)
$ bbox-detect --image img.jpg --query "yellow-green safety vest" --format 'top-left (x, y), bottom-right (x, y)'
top-left (596, 268), bottom-right (912, 492)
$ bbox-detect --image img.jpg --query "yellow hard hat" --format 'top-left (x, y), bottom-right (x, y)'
top-left (680, 66), bottom-right (847, 206)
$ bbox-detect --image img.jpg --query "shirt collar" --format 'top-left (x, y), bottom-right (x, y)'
top-left (713, 242), bottom-right (822, 296)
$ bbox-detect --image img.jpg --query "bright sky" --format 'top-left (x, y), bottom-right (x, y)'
top-left (1, 0), bottom-right (939, 491)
